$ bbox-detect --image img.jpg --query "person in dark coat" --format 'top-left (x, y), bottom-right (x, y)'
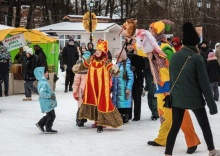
top-left (199, 40), bottom-right (212, 64)
top-left (23, 48), bottom-right (38, 101)
top-left (33, 45), bottom-right (48, 71)
top-left (0, 42), bottom-right (11, 97)
top-left (142, 58), bottom-right (158, 120)
top-left (87, 42), bottom-right (96, 55)
top-left (125, 39), bottom-right (145, 121)
top-left (59, 46), bottom-right (64, 72)
top-left (206, 51), bottom-right (220, 101)
top-left (63, 38), bottom-right (79, 92)
top-left (165, 22), bottom-right (219, 156)
top-left (14, 47), bottom-right (23, 64)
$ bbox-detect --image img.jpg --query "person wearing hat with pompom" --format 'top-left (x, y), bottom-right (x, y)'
top-left (112, 50), bottom-right (134, 123)
top-left (72, 40), bottom-right (123, 133)
top-left (147, 20), bottom-right (200, 154)
top-left (165, 22), bottom-right (219, 156)
top-left (23, 48), bottom-right (38, 101)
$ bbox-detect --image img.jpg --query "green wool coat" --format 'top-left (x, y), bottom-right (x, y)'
top-left (170, 46), bottom-right (217, 115)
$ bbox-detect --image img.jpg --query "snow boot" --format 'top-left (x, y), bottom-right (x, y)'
top-left (23, 97), bottom-right (32, 101)
top-left (76, 109), bottom-right (80, 126)
top-left (0, 92), bottom-right (2, 97)
top-left (69, 86), bottom-right (73, 91)
top-left (209, 149), bottom-right (220, 156)
top-left (187, 146), bottom-right (197, 154)
top-left (121, 114), bottom-right (129, 123)
top-left (151, 115), bottom-right (159, 121)
top-left (77, 119), bottom-right (87, 127)
top-left (4, 91), bottom-right (8, 96)
top-left (45, 129), bottom-right (58, 134)
top-left (97, 126), bottom-right (103, 133)
top-left (64, 86), bottom-right (68, 92)
top-left (36, 123), bottom-right (45, 132)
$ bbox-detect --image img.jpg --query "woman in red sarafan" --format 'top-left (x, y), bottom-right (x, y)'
top-left (72, 40), bottom-right (123, 133)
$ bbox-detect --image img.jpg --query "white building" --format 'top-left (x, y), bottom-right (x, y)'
top-left (36, 21), bottom-right (124, 57)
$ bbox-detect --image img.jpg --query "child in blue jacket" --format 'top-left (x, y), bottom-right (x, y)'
top-left (34, 67), bottom-right (57, 134)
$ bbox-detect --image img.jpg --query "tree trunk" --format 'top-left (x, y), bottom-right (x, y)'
top-left (26, 0), bottom-right (35, 29)
top-left (120, 0), bottom-right (124, 22)
top-left (125, 0), bottom-right (129, 18)
top-left (75, 0), bottom-right (78, 14)
top-left (105, 0), bottom-right (110, 16)
top-left (7, 0), bottom-right (14, 26)
top-left (15, 0), bottom-right (21, 27)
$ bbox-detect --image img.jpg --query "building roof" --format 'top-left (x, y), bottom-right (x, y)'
top-left (0, 24), bottom-right (13, 30)
top-left (36, 22), bottom-right (121, 32)
top-left (67, 15), bottom-right (111, 20)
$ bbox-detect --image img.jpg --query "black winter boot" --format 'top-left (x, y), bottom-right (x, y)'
top-left (36, 116), bottom-right (47, 132)
top-left (45, 129), bottom-right (58, 134)
top-left (36, 123), bottom-right (45, 132)
top-left (4, 91), bottom-right (8, 96)
top-left (64, 86), bottom-right (68, 92)
top-left (0, 92), bottom-right (2, 97)
top-left (69, 86), bottom-right (73, 91)
top-left (121, 114), bottom-right (129, 123)
top-left (77, 119), bottom-right (87, 127)
top-left (97, 126), bottom-right (103, 133)
top-left (187, 146), bottom-right (197, 154)
top-left (76, 109), bottom-right (80, 126)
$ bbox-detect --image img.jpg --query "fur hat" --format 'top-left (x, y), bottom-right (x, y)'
top-left (115, 50), bottom-right (127, 60)
top-left (26, 48), bottom-right (33, 55)
top-left (182, 22), bottom-right (200, 46)
top-left (23, 46), bottom-right (29, 51)
top-left (80, 42), bottom-right (86, 46)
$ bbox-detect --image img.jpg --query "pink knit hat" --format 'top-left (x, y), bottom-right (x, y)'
top-left (115, 50), bottom-right (127, 60)
top-left (208, 52), bottom-right (215, 58)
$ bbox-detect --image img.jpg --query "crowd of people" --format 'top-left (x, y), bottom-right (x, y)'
top-left (1, 20), bottom-right (220, 155)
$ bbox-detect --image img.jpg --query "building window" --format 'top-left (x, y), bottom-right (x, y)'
top-left (59, 34), bottom-right (81, 49)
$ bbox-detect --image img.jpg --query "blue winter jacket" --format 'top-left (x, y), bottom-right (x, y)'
top-left (112, 59), bottom-right (134, 108)
top-left (34, 67), bottom-right (57, 113)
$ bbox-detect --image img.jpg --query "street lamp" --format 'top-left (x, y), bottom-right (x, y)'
top-left (197, 0), bottom-right (211, 41)
top-left (89, 1), bottom-right (94, 43)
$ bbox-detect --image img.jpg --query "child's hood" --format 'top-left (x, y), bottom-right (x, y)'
top-left (34, 67), bottom-right (46, 81)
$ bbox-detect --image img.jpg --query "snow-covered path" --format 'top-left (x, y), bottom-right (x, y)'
top-left (0, 72), bottom-right (220, 156)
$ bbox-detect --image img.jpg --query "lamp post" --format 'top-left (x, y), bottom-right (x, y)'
top-left (197, 0), bottom-right (211, 41)
top-left (89, 1), bottom-right (94, 43)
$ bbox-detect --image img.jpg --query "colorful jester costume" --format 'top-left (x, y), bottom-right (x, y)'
top-left (74, 40), bottom-right (123, 128)
top-left (148, 20), bottom-right (200, 148)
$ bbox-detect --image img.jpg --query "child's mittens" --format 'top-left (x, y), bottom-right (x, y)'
top-left (112, 64), bottom-right (119, 73)
top-left (125, 90), bottom-right (131, 99)
top-left (73, 93), bottom-right (79, 101)
top-left (51, 94), bottom-right (56, 101)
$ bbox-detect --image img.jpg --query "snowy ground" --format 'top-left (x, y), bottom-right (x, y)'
top-left (0, 71), bottom-right (220, 156)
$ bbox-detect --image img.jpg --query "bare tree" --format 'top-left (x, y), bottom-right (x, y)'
top-left (26, 0), bottom-right (35, 28)
top-left (7, 0), bottom-right (14, 26)
top-left (15, 0), bottom-right (21, 27)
